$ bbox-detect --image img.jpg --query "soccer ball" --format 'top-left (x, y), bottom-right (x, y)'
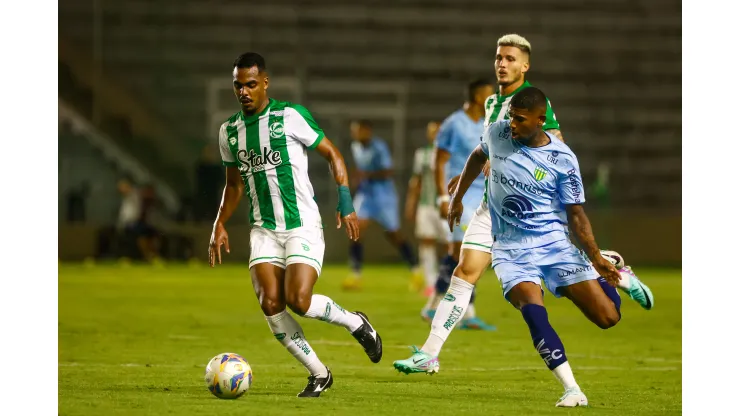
top-left (204, 352), bottom-right (253, 399)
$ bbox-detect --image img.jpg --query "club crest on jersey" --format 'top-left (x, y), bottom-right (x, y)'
top-left (237, 147), bottom-right (282, 172)
top-left (269, 121), bottom-right (285, 138)
top-left (533, 166), bottom-right (547, 181)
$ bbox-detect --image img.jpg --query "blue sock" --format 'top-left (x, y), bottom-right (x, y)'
top-left (349, 242), bottom-right (363, 273)
top-left (521, 304), bottom-right (568, 370)
top-left (398, 241), bottom-right (418, 268)
top-left (598, 277), bottom-right (622, 318)
top-left (434, 254), bottom-right (458, 294)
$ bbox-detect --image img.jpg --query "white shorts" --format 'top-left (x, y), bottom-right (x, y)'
top-left (461, 201), bottom-right (494, 253)
top-left (415, 205), bottom-right (447, 240)
top-left (249, 225), bottom-right (325, 276)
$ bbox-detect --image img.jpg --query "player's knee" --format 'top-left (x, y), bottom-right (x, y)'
top-left (286, 291), bottom-right (312, 316)
top-left (595, 308), bottom-right (621, 329)
top-left (453, 263), bottom-right (479, 284)
top-left (259, 296), bottom-right (285, 316)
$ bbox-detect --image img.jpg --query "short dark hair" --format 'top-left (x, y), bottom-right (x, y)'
top-left (510, 86), bottom-right (548, 112)
top-left (467, 78), bottom-right (493, 102)
top-left (233, 52), bottom-right (266, 72)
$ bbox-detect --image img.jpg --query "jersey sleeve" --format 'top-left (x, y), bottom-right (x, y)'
top-left (543, 98), bottom-right (561, 131)
top-left (285, 105), bottom-right (326, 149)
top-left (479, 126), bottom-right (490, 156)
top-left (435, 117), bottom-right (455, 153)
top-left (219, 123), bottom-right (238, 167)
top-left (483, 95), bottom-right (496, 127)
top-left (376, 140), bottom-right (393, 170)
top-left (557, 153), bottom-right (586, 205)
top-left (412, 149), bottom-right (424, 175)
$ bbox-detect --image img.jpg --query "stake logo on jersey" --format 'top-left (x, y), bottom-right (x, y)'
top-left (480, 119), bottom-right (586, 249)
top-left (218, 98), bottom-right (326, 231)
top-left (236, 147), bottom-right (283, 173)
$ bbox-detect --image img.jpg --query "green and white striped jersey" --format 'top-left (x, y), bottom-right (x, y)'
top-left (219, 98), bottom-right (325, 231)
top-left (412, 145), bottom-right (437, 207)
top-left (483, 80), bottom-right (560, 130)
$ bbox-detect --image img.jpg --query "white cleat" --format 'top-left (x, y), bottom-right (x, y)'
top-left (555, 387), bottom-right (588, 407)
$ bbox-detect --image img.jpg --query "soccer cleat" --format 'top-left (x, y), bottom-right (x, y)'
top-left (458, 316), bottom-right (497, 331)
top-left (297, 367), bottom-right (333, 398)
top-left (600, 249), bottom-right (625, 269)
top-left (341, 276), bottom-right (362, 291)
top-left (393, 346), bottom-right (439, 375)
top-left (351, 312), bottom-right (383, 363)
top-left (619, 266), bottom-right (655, 310)
top-left (555, 387), bottom-right (588, 407)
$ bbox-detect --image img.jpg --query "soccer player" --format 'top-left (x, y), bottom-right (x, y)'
top-left (398, 87), bottom-right (656, 407)
top-left (405, 121), bottom-right (448, 295)
top-left (208, 52), bottom-right (382, 398)
top-left (343, 119), bottom-right (424, 291)
top-left (424, 33), bottom-right (650, 326)
top-left (423, 79), bottom-right (496, 330)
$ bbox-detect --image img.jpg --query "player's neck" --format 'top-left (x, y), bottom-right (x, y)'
top-left (520, 130), bottom-right (551, 148)
top-left (462, 102), bottom-right (484, 121)
top-left (499, 78), bottom-right (525, 96)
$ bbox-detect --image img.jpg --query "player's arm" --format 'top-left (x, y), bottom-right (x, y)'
top-left (314, 137), bottom-right (359, 241)
top-left (210, 125), bottom-right (245, 267)
top-left (405, 150), bottom-right (423, 222)
top-left (565, 204), bottom-right (619, 285)
top-left (557, 153), bottom-right (619, 285)
top-left (447, 145), bottom-right (487, 230)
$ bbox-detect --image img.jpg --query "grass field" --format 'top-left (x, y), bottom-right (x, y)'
top-left (59, 263), bottom-right (681, 415)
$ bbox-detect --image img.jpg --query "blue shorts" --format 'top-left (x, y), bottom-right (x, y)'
top-left (492, 239), bottom-right (600, 300)
top-left (448, 191), bottom-right (483, 243)
top-left (354, 191), bottom-right (400, 232)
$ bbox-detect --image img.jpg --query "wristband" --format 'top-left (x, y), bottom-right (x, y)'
top-left (337, 186), bottom-right (355, 217)
top-left (436, 195), bottom-right (450, 207)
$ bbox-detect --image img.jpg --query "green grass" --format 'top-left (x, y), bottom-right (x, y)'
top-left (59, 263), bottom-right (681, 415)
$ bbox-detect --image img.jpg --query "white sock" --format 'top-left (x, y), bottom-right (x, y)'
top-left (265, 310), bottom-right (327, 377)
top-left (463, 303), bottom-right (476, 320)
top-left (552, 361), bottom-right (579, 390)
top-left (419, 245), bottom-right (438, 288)
top-left (304, 294), bottom-right (363, 332)
top-left (617, 268), bottom-right (631, 290)
top-left (421, 276), bottom-right (474, 356)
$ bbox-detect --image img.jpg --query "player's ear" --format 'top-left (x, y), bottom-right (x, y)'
top-left (538, 114), bottom-right (546, 127)
top-left (263, 75), bottom-right (269, 91)
top-left (521, 60), bottom-right (530, 75)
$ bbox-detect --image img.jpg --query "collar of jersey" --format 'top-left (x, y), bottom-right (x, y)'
top-left (240, 98), bottom-right (274, 122)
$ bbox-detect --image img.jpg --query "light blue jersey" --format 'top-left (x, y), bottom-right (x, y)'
top-left (351, 137), bottom-right (399, 231)
top-left (480, 119), bottom-right (597, 299)
top-left (437, 109), bottom-right (487, 197)
top-left (481, 119), bottom-right (586, 249)
top-left (437, 109), bottom-right (486, 241)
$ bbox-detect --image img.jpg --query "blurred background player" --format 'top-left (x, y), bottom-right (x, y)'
top-left (405, 121), bottom-right (448, 295)
top-left (344, 119), bottom-right (424, 291)
top-left (425, 79), bottom-right (496, 331)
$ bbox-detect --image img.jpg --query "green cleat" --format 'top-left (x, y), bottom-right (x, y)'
top-left (620, 266), bottom-right (655, 310)
top-left (392, 346), bottom-right (439, 375)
